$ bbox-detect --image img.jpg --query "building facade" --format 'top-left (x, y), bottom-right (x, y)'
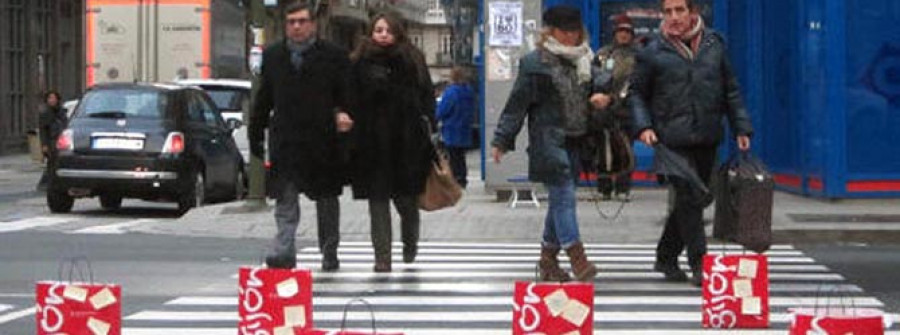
top-left (0, 0), bottom-right (84, 154)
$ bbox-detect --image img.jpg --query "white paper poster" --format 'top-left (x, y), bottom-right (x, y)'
top-left (489, 2), bottom-right (523, 47)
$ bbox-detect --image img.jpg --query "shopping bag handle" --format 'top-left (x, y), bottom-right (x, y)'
top-left (57, 256), bottom-right (94, 284)
top-left (339, 298), bottom-right (377, 333)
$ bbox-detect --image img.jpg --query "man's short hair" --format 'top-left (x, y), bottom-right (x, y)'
top-left (284, 1), bottom-right (314, 19)
top-left (660, 0), bottom-right (695, 10)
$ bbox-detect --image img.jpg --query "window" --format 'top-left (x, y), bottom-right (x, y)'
top-left (197, 93), bottom-right (223, 128)
top-left (187, 93), bottom-right (206, 123)
top-left (411, 34), bottom-right (424, 50)
top-left (77, 89), bottom-right (167, 119)
top-left (441, 33), bottom-right (452, 54)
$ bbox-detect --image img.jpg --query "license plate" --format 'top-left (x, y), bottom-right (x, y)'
top-left (93, 138), bottom-right (144, 150)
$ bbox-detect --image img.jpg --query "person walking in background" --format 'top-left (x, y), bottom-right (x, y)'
top-left (436, 66), bottom-right (476, 189)
top-left (249, 2), bottom-right (353, 271)
top-left (591, 14), bottom-right (638, 201)
top-left (630, 0), bottom-right (753, 286)
top-left (349, 12), bottom-right (435, 272)
top-left (491, 5), bottom-right (598, 282)
top-left (37, 91), bottom-right (66, 192)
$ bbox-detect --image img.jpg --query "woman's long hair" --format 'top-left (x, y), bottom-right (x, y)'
top-left (351, 12), bottom-right (429, 84)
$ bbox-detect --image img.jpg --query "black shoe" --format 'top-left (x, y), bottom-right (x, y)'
top-left (653, 261), bottom-right (688, 282)
top-left (321, 253), bottom-right (339, 272)
top-left (690, 268), bottom-right (703, 287)
top-left (265, 253), bottom-right (296, 269)
top-left (403, 244), bottom-right (417, 264)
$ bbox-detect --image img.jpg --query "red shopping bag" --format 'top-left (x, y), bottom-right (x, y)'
top-left (789, 307), bottom-right (888, 335)
top-left (701, 254), bottom-right (769, 329)
top-left (239, 266), bottom-right (314, 335)
top-left (299, 299), bottom-right (404, 335)
top-left (512, 281), bottom-right (594, 334)
top-left (35, 258), bottom-right (121, 335)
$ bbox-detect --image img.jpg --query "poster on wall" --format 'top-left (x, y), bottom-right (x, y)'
top-left (489, 2), bottom-right (523, 47)
top-left (599, 0), bottom-right (713, 47)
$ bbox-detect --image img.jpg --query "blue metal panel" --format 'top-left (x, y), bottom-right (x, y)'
top-left (844, 0), bottom-right (900, 188)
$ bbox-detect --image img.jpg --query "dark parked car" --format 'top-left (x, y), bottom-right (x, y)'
top-left (47, 83), bottom-right (246, 214)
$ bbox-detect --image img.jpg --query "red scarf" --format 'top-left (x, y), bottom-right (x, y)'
top-left (662, 14), bottom-right (704, 60)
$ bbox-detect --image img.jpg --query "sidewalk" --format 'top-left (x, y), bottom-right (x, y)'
top-left (136, 156), bottom-right (900, 245)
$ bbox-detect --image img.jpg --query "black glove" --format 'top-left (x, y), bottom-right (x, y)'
top-left (249, 140), bottom-right (265, 159)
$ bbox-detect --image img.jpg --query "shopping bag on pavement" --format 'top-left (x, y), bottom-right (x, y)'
top-left (788, 286), bottom-right (892, 335)
top-left (701, 253), bottom-right (769, 329)
top-left (299, 299), bottom-right (404, 335)
top-left (512, 281), bottom-right (594, 334)
top-left (789, 307), bottom-right (888, 335)
top-left (36, 257), bottom-right (121, 335)
top-left (238, 266), bottom-right (314, 334)
top-left (713, 152), bottom-right (774, 253)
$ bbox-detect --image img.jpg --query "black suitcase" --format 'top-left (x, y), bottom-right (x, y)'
top-left (713, 152), bottom-right (774, 253)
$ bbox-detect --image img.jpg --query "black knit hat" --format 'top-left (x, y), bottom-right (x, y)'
top-left (543, 5), bottom-right (583, 31)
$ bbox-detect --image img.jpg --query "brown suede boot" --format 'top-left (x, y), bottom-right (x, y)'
top-left (565, 242), bottom-right (597, 282)
top-left (538, 245), bottom-right (571, 282)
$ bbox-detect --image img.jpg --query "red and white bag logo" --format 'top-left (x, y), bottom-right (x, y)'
top-left (36, 281), bottom-right (122, 335)
top-left (238, 267), bottom-right (314, 335)
top-left (701, 254), bottom-right (769, 329)
top-left (512, 281), bottom-right (593, 334)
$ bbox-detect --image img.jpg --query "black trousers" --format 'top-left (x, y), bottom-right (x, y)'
top-left (446, 146), bottom-right (468, 188)
top-left (656, 146), bottom-right (716, 270)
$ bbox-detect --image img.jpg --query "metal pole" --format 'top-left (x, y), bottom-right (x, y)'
top-left (242, 0), bottom-right (270, 210)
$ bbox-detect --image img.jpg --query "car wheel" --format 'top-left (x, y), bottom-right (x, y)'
top-left (99, 194), bottom-right (123, 210)
top-left (234, 168), bottom-right (247, 201)
top-left (178, 170), bottom-right (205, 215)
top-left (47, 189), bottom-right (74, 213)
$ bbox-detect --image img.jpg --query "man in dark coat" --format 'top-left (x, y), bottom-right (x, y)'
top-left (249, 2), bottom-right (353, 270)
top-left (630, 0), bottom-right (754, 286)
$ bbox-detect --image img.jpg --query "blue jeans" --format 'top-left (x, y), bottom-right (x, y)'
top-left (542, 148), bottom-right (581, 249)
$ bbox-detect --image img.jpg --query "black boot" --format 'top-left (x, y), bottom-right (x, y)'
top-left (690, 267), bottom-right (703, 287)
top-left (654, 261), bottom-right (688, 282)
top-left (403, 243), bottom-right (417, 264)
top-left (321, 252), bottom-right (339, 272)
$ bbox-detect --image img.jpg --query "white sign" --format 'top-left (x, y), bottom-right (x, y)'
top-left (489, 2), bottom-right (523, 47)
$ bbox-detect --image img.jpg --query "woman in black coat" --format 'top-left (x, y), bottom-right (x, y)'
top-left (37, 91), bottom-right (66, 191)
top-left (349, 12), bottom-right (435, 272)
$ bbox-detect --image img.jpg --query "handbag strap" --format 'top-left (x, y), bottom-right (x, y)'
top-left (340, 298), bottom-right (377, 333)
top-left (57, 256), bottom-right (94, 284)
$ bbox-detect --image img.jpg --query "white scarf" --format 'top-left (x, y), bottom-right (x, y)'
top-left (543, 37), bottom-right (593, 84)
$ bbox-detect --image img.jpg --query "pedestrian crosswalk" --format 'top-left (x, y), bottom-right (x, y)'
top-left (122, 241), bottom-right (899, 334)
top-left (0, 215), bottom-right (157, 234)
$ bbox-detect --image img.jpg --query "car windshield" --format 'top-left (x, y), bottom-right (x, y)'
top-left (200, 86), bottom-right (246, 112)
top-left (76, 89), bottom-right (167, 119)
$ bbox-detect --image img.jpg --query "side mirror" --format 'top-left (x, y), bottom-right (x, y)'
top-left (226, 118), bottom-right (243, 131)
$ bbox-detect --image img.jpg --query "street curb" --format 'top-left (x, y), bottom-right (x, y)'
top-left (774, 229), bottom-right (900, 244)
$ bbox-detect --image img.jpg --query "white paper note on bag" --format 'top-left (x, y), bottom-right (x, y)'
top-left (562, 331), bottom-right (582, 335)
top-left (283, 305), bottom-right (307, 327)
top-left (63, 285), bottom-right (89, 302)
top-left (733, 279), bottom-right (754, 298)
top-left (543, 289), bottom-right (569, 317)
top-left (90, 287), bottom-right (117, 310)
top-left (738, 259), bottom-right (759, 278)
top-left (87, 317), bottom-right (111, 335)
top-left (274, 326), bottom-right (294, 335)
top-left (560, 299), bottom-right (591, 327)
top-left (742, 296), bottom-right (762, 316)
top-left (277, 278), bottom-right (299, 298)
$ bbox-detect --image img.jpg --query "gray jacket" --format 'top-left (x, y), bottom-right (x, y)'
top-left (492, 49), bottom-right (591, 184)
